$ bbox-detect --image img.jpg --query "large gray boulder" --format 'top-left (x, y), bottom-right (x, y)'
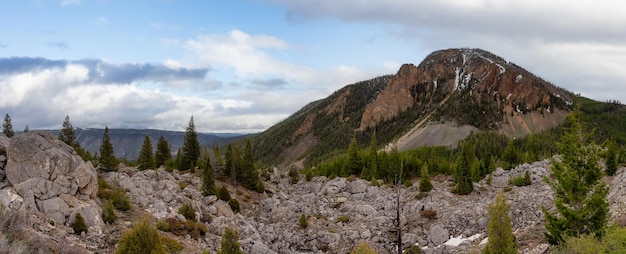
top-left (4, 131), bottom-right (102, 229)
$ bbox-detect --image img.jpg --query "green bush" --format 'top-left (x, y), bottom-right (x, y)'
top-left (156, 220), bottom-right (170, 232)
top-left (71, 213), bottom-right (88, 235)
top-left (350, 242), bottom-right (376, 254)
top-left (218, 186), bottom-right (231, 202)
top-left (337, 215), bottom-right (350, 223)
top-left (553, 225), bottom-right (626, 254)
top-left (509, 171), bottom-right (532, 187)
top-left (159, 234), bottom-right (183, 253)
top-left (165, 218), bottom-right (207, 240)
top-left (228, 199), bottom-right (240, 213)
top-left (110, 186), bottom-right (131, 211)
top-left (217, 227), bottom-right (243, 254)
top-left (102, 201), bottom-right (116, 224)
top-left (420, 209), bottom-right (437, 220)
top-left (178, 202), bottom-right (196, 222)
top-left (116, 221), bottom-right (165, 254)
top-left (298, 213), bottom-right (308, 229)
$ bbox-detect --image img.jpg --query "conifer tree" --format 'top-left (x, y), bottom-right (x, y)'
top-left (2, 114), bottom-right (14, 138)
top-left (99, 126), bottom-right (118, 172)
top-left (201, 156), bottom-right (216, 196)
top-left (213, 142), bottom-right (224, 170)
top-left (362, 132), bottom-right (378, 180)
top-left (503, 139), bottom-right (518, 169)
top-left (59, 115), bottom-right (77, 147)
top-left (23, 125), bottom-right (29, 133)
top-left (181, 116), bottom-right (200, 171)
top-left (345, 135), bottom-right (362, 176)
top-left (419, 163), bottom-right (433, 192)
top-left (543, 111), bottom-right (609, 245)
top-left (484, 192), bottom-right (516, 254)
top-left (154, 135), bottom-right (171, 168)
top-left (605, 140), bottom-right (617, 176)
top-left (239, 139), bottom-right (263, 192)
top-left (217, 227), bottom-right (243, 254)
top-left (453, 142), bottom-right (473, 195)
top-left (137, 135), bottom-right (155, 170)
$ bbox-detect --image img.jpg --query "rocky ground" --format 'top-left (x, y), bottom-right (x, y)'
top-left (1, 131), bottom-right (625, 253)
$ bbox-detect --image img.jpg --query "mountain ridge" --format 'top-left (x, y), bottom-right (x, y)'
top-left (252, 48), bottom-right (573, 167)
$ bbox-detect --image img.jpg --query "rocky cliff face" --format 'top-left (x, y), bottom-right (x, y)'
top-left (360, 48), bottom-right (571, 133)
top-left (0, 131), bottom-right (103, 252)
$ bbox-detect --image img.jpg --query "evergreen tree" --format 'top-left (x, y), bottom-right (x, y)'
top-left (213, 142), bottom-right (224, 171)
top-left (239, 139), bottom-right (263, 192)
top-left (137, 135), bottom-right (155, 170)
top-left (484, 192), bottom-right (516, 254)
top-left (2, 114), bottom-right (14, 137)
top-left (362, 132), bottom-right (378, 180)
top-left (154, 136), bottom-right (171, 168)
top-left (217, 227), bottom-right (243, 254)
top-left (23, 125), bottom-right (29, 133)
top-left (225, 144), bottom-right (236, 183)
top-left (201, 156), bottom-right (216, 196)
top-left (605, 140), bottom-right (618, 176)
top-left (345, 135), bottom-right (362, 176)
top-left (543, 111), bottom-right (609, 245)
top-left (502, 139), bottom-right (518, 169)
top-left (99, 126), bottom-right (118, 172)
top-left (453, 142), bottom-right (473, 195)
top-left (419, 163), bottom-right (433, 192)
top-left (59, 115), bottom-right (77, 147)
top-left (181, 116), bottom-right (200, 171)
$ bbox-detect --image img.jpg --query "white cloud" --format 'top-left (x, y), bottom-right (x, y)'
top-left (267, 0), bottom-right (626, 103)
top-left (60, 0), bottom-right (81, 6)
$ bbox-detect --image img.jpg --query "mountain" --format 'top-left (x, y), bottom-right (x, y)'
top-left (253, 48), bottom-right (572, 167)
top-left (49, 128), bottom-right (246, 160)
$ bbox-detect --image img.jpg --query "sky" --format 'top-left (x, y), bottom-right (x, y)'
top-left (1, 0), bottom-right (625, 133)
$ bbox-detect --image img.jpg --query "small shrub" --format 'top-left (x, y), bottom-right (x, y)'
top-left (111, 187), bottom-right (131, 211)
top-left (289, 168), bottom-right (299, 184)
top-left (403, 179), bottom-right (413, 187)
top-left (330, 202), bottom-right (343, 209)
top-left (178, 181), bottom-right (188, 190)
top-left (218, 186), bottom-right (231, 202)
top-left (298, 213), bottom-right (308, 229)
top-left (350, 242), bottom-right (377, 254)
top-left (420, 209), bottom-right (437, 220)
top-left (305, 172), bottom-right (313, 181)
top-left (200, 211), bottom-right (213, 224)
top-left (503, 186), bottom-right (513, 192)
top-left (509, 171), bottom-right (532, 187)
top-left (102, 201), bottom-right (116, 224)
top-left (71, 213), bottom-right (88, 235)
top-left (228, 199), bottom-right (241, 213)
top-left (404, 245), bottom-right (424, 254)
top-left (415, 192), bottom-right (429, 200)
top-left (178, 202), bottom-right (196, 222)
top-left (156, 220), bottom-right (170, 232)
top-left (337, 215), bottom-right (350, 223)
top-left (486, 173), bottom-right (493, 185)
top-left (217, 227), bottom-right (243, 254)
top-left (346, 175), bottom-right (355, 182)
top-left (165, 218), bottom-right (207, 240)
top-left (116, 221), bottom-right (165, 254)
top-left (159, 234), bottom-right (183, 253)
top-left (370, 177), bottom-right (381, 187)
top-left (236, 189), bottom-right (243, 196)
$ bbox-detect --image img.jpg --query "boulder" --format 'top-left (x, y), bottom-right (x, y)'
top-left (3, 132), bottom-right (102, 231)
top-left (428, 224), bottom-right (449, 246)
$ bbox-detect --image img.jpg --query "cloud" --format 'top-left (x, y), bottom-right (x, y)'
top-left (95, 17), bottom-right (110, 26)
top-left (47, 41), bottom-right (70, 50)
top-left (266, 0), bottom-right (626, 102)
top-left (250, 78), bottom-right (288, 89)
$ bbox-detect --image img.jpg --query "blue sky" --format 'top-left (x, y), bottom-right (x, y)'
top-left (1, 0), bottom-right (625, 133)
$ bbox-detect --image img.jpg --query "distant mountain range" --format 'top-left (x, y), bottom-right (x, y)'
top-left (48, 128), bottom-right (248, 160)
top-left (252, 48), bottom-right (574, 167)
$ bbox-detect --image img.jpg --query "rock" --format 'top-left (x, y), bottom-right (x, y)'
top-left (0, 188), bottom-right (23, 209)
top-left (3, 132), bottom-right (103, 230)
top-left (348, 179), bottom-right (368, 194)
top-left (428, 224), bottom-right (449, 246)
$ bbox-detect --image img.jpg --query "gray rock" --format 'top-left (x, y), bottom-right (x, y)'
top-left (40, 197), bottom-right (70, 225)
top-left (428, 224), bottom-right (449, 246)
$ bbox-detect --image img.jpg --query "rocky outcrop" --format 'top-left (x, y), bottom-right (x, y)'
top-left (0, 131), bottom-right (102, 231)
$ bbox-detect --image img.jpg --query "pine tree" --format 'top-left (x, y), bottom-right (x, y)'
top-left (181, 116), bottom-right (201, 171)
top-left (503, 139), bottom-right (518, 169)
top-left (240, 139), bottom-right (263, 192)
top-left (59, 115), bottom-right (77, 147)
top-left (2, 114), bottom-right (14, 138)
top-left (217, 227), bottom-right (243, 254)
top-left (543, 111), bottom-right (609, 245)
top-left (23, 125), bottom-right (29, 133)
top-left (453, 142), bottom-right (473, 195)
top-left (137, 135), bottom-right (155, 170)
top-left (225, 144), bottom-right (236, 183)
top-left (201, 156), bottom-right (216, 196)
top-left (605, 140), bottom-right (617, 176)
top-left (419, 163), bottom-right (433, 192)
top-left (154, 136), bottom-right (171, 168)
top-left (484, 192), bottom-right (516, 254)
top-left (362, 132), bottom-right (378, 180)
top-left (345, 135), bottom-right (362, 176)
top-left (99, 126), bottom-right (118, 172)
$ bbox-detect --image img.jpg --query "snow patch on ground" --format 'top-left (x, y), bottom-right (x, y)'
top-left (515, 74), bottom-right (523, 83)
top-left (444, 234), bottom-right (482, 247)
top-left (453, 67), bottom-right (461, 91)
top-left (507, 93), bottom-right (512, 100)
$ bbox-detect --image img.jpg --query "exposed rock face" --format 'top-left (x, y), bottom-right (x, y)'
top-left (360, 48), bottom-right (571, 132)
top-left (0, 134), bottom-right (8, 186)
top-left (1, 131), bottom-right (102, 230)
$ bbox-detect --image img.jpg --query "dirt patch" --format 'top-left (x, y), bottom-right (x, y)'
top-left (395, 122), bottom-right (480, 151)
